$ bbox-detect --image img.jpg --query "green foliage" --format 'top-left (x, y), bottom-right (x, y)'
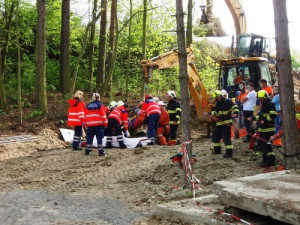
top-left (25, 109), bottom-right (43, 119)
top-left (291, 50), bottom-right (300, 70)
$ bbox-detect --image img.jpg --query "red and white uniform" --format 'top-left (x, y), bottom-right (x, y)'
top-left (67, 99), bottom-right (85, 126)
top-left (85, 102), bottom-right (108, 127)
top-left (141, 99), bottom-right (161, 117)
top-left (108, 106), bottom-right (129, 130)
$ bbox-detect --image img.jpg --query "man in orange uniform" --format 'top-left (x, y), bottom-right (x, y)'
top-left (85, 93), bottom-right (108, 156)
top-left (106, 101), bottom-right (129, 148)
top-left (260, 79), bottom-right (274, 99)
top-left (156, 101), bottom-right (170, 145)
top-left (68, 90), bottom-right (85, 151)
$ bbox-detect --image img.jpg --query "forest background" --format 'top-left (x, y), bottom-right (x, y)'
top-left (0, 0), bottom-right (299, 118)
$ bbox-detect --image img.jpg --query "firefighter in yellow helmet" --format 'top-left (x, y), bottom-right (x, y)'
top-left (210, 90), bottom-right (239, 158)
top-left (255, 90), bottom-right (277, 167)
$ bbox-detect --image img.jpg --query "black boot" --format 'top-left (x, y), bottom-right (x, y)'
top-left (223, 149), bottom-right (233, 158)
top-left (213, 147), bottom-right (221, 154)
top-left (259, 154), bottom-right (267, 167)
top-left (119, 141), bottom-right (127, 149)
top-left (106, 142), bottom-right (112, 148)
top-left (85, 149), bottom-right (92, 156)
top-left (98, 148), bottom-right (105, 156)
top-left (266, 155), bottom-right (276, 167)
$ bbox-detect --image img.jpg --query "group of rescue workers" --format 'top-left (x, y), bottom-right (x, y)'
top-left (67, 90), bottom-right (181, 157)
top-left (212, 76), bottom-right (300, 167)
top-left (67, 77), bottom-right (300, 168)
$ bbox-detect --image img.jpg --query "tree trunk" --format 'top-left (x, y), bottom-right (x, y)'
top-left (125, 0), bottom-right (132, 100)
top-left (186, 0), bottom-right (193, 45)
top-left (60, 0), bottom-right (71, 95)
top-left (16, 0), bottom-right (22, 124)
top-left (96, 0), bottom-right (108, 89)
top-left (104, 0), bottom-right (116, 96)
top-left (176, 0), bottom-right (193, 186)
top-left (140, 0), bottom-right (147, 99)
top-left (100, 0), bottom-right (118, 97)
top-left (0, 1), bottom-right (15, 113)
top-left (35, 0), bottom-right (48, 114)
top-left (87, 0), bottom-right (98, 91)
top-left (273, 0), bottom-right (299, 169)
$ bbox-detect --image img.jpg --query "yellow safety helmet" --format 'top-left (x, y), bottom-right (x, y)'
top-left (257, 90), bottom-right (268, 99)
top-left (213, 90), bottom-right (222, 99)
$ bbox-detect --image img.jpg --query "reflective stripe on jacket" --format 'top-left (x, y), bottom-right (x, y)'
top-left (255, 98), bottom-right (276, 132)
top-left (141, 99), bottom-right (161, 117)
top-left (211, 97), bottom-right (239, 126)
top-left (85, 101), bottom-right (108, 127)
top-left (167, 99), bottom-right (181, 124)
top-left (108, 106), bottom-right (129, 130)
top-left (67, 99), bottom-right (85, 126)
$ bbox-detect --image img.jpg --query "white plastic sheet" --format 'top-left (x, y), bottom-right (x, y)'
top-left (60, 128), bottom-right (150, 149)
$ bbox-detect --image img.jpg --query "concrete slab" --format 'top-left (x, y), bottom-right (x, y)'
top-left (153, 194), bottom-right (233, 225)
top-left (213, 170), bottom-right (300, 225)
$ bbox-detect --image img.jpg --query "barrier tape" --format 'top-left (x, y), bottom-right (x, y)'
top-left (179, 141), bottom-right (255, 225)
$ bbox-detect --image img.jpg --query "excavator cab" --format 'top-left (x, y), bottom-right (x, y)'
top-left (236, 34), bottom-right (273, 60)
top-left (219, 57), bottom-right (274, 98)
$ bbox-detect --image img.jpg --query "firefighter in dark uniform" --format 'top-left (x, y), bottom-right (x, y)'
top-left (255, 90), bottom-right (277, 167)
top-left (166, 91), bottom-right (181, 145)
top-left (210, 90), bottom-right (239, 158)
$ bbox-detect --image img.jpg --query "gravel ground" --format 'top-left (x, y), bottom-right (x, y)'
top-left (0, 129), bottom-right (288, 225)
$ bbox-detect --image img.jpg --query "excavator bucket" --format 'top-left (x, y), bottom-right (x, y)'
top-left (195, 17), bottom-right (227, 37)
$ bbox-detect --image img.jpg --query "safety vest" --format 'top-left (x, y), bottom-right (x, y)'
top-left (67, 99), bottom-right (85, 126)
top-left (108, 106), bottom-right (129, 130)
top-left (159, 109), bottom-right (170, 127)
top-left (255, 99), bottom-right (276, 132)
top-left (85, 101), bottom-right (108, 127)
top-left (167, 99), bottom-right (181, 124)
top-left (263, 86), bottom-right (273, 96)
top-left (141, 99), bottom-right (161, 117)
top-left (211, 98), bottom-right (239, 126)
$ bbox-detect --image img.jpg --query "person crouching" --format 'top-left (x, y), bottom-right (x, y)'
top-left (85, 93), bottom-right (108, 156)
top-left (106, 101), bottom-right (129, 148)
top-left (156, 101), bottom-right (170, 145)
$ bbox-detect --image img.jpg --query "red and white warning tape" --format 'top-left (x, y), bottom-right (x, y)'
top-left (179, 141), bottom-right (255, 225)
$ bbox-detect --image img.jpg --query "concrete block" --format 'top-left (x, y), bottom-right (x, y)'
top-left (213, 170), bottom-right (300, 224)
top-left (153, 195), bottom-right (232, 225)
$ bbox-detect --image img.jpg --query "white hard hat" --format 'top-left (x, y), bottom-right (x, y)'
top-left (167, 90), bottom-right (176, 98)
top-left (158, 101), bottom-right (165, 106)
top-left (153, 97), bottom-right (159, 102)
top-left (109, 101), bottom-right (117, 109)
top-left (117, 100), bottom-right (124, 107)
top-left (221, 90), bottom-right (227, 97)
top-left (92, 93), bottom-right (100, 101)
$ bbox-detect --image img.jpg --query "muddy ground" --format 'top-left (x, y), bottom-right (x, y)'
top-left (0, 125), bottom-right (290, 225)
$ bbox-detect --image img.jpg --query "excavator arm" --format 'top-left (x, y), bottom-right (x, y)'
top-left (141, 46), bottom-right (211, 122)
top-left (224, 0), bottom-right (247, 36)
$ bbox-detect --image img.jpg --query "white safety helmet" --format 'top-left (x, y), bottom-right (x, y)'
top-left (109, 101), bottom-right (117, 109)
top-left (153, 97), bottom-right (159, 102)
top-left (92, 93), bottom-right (100, 101)
top-left (158, 101), bottom-right (165, 106)
top-left (221, 90), bottom-right (228, 98)
top-left (167, 90), bottom-right (176, 98)
top-left (117, 100), bottom-right (124, 107)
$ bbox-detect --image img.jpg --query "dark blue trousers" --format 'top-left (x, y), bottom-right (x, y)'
top-left (106, 118), bottom-right (124, 145)
top-left (86, 126), bottom-right (104, 151)
top-left (148, 113), bottom-right (160, 140)
top-left (73, 126), bottom-right (82, 150)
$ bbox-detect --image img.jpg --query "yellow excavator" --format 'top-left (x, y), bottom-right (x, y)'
top-left (141, 0), bottom-right (276, 132)
top-left (199, 0), bottom-right (277, 96)
top-left (141, 46), bottom-right (211, 123)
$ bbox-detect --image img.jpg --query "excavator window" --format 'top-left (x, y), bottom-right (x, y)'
top-left (237, 35), bottom-right (252, 57)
